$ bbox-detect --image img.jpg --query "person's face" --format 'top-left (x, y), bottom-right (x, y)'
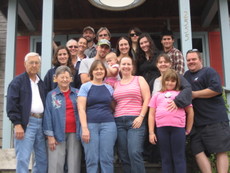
top-left (139, 37), bottom-right (150, 53)
top-left (98, 30), bottom-right (110, 41)
top-left (156, 56), bottom-right (172, 74)
top-left (78, 38), bottom-right (87, 53)
top-left (120, 57), bottom-right (133, 75)
top-left (57, 49), bottom-right (69, 65)
top-left (119, 39), bottom-right (130, 55)
top-left (55, 71), bottom-right (72, 90)
top-left (24, 56), bottom-right (41, 76)
top-left (83, 29), bottom-right (95, 42)
top-left (161, 36), bottom-right (174, 49)
top-left (186, 52), bottom-right (203, 72)
top-left (97, 45), bottom-right (110, 59)
top-left (67, 40), bottom-right (78, 56)
top-left (92, 64), bottom-right (106, 81)
top-left (165, 79), bottom-right (177, 91)
top-left (130, 30), bottom-right (140, 43)
top-left (106, 55), bottom-right (117, 66)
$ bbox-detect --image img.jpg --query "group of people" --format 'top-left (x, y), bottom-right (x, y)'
top-left (6, 25), bottom-right (230, 173)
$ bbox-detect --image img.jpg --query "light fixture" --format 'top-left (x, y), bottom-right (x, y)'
top-left (88, 0), bottom-right (146, 11)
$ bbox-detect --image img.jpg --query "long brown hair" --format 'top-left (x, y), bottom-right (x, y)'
top-left (116, 36), bottom-right (133, 58)
top-left (160, 69), bottom-right (180, 92)
top-left (136, 33), bottom-right (158, 63)
top-left (52, 46), bottom-right (75, 74)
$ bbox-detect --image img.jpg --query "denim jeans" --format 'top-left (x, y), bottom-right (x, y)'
top-left (115, 116), bottom-right (146, 173)
top-left (81, 122), bottom-right (117, 173)
top-left (14, 116), bottom-right (47, 173)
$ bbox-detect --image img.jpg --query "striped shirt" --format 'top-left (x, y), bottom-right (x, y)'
top-left (113, 76), bottom-right (143, 118)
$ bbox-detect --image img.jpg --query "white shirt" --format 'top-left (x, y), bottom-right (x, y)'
top-left (30, 75), bottom-right (44, 113)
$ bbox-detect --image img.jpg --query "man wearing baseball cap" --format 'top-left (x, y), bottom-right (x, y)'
top-left (79, 39), bottom-right (114, 83)
top-left (83, 26), bottom-right (96, 58)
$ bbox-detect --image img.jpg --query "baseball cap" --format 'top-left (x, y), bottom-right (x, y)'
top-left (97, 39), bottom-right (111, 48)
top-left (83, 26), bottom-right (95, 33)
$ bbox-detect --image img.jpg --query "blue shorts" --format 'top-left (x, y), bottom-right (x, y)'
top-left (190, 121), bottom-right (230, 155)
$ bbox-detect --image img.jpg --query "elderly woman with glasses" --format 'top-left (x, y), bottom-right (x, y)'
top-left (43, 65), bottom-right (81, 173)
top-left (66, 39), bottom-right (79, 66)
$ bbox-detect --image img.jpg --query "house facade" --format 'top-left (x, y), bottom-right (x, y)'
top-left (0, 11), bottom-right (7, 148)
top-left (0, 0), bottom-right (230, 148)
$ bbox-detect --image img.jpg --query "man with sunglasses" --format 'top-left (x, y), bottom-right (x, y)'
top-left (184, 49), bottom-right (230, 173)
top-left (161, 30), bottom-right (185, 74)
top-left (96, 27), bottom-right (111, 41)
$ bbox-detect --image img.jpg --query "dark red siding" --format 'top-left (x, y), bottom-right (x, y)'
top-left (208, 31), bottom-right (224, 85)
top-left (16, 36), bottom-right (30, 75)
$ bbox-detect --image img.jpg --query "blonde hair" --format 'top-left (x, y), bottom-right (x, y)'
top-left (160, 69), bottom-right (181, 92)
top-left (106, 52), bottom-right (117, 61)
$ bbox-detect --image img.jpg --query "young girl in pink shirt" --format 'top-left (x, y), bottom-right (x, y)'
top-left (148, 69), bottom-right (194, 173)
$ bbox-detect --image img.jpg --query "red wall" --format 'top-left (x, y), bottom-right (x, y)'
top-left (208, 31), bottom-right (224, 85)
top-left (16, 36), bottom-right (30, 75)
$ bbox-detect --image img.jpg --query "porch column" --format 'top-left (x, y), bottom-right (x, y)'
top-left (218, 0), bottom-right (230, 89)
top-left (41, 0), bottom-right (54, 78)
top-left (2, 0), bottom-right (18, 148)
top-left (178, 0), bottom-right (193, 70)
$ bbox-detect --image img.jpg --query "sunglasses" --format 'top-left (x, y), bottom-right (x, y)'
top-left (130, 33), bottom-right (141, 37)
top-left (99, 34), bottom-right (108, 37)
top-left (186, 49), bottom-right (199, 54)
top-left (68, 45), bottom-right (78, 49)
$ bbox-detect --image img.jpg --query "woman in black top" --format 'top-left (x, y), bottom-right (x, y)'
top-left (136, 33), bottom-right (160, 92)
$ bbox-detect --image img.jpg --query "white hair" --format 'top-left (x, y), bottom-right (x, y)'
top-left (66, 39), bottom-right (77, 47)
top-left (24, 52), bottom-right (41, 62)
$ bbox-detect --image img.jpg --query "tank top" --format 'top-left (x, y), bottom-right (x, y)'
top-left (113, 76), bottom-right (143, 118)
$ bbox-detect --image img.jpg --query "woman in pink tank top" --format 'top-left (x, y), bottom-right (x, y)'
top-left (113, 57), bottom-right (150, 173)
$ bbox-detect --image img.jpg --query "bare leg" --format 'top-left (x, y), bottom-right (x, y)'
top-left (195, 152), bottom-right (212, 173)
top-left (216, 152), bottom-right (229, 173)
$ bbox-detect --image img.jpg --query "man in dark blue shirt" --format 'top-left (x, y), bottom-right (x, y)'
top-left (184, 49), bottom-right (230, 173)
top-left (7, 52), bottom-right (47, 173)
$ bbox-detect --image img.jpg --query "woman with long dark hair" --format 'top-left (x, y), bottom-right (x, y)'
top-left (44, 46), bottom-right (75, 92)
top-left (116, 36), bottom-right (133, 62)
top-left (136, 33), bottom-right (160, 92)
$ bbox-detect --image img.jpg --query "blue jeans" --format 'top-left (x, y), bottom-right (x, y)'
top-left (81, 122), bottom-right (117, 173)
top-left (157, 126), bottom-right (186, 173)
top-left (14, 116), bottom-right (47, 173)
top-left (115, 116), bottom-right (146, 173)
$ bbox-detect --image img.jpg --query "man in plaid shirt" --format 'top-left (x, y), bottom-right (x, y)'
top-left (161, 30), bottom-right (185, 74)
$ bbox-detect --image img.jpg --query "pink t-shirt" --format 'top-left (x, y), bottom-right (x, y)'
top-left (113, 76), bottom-right (142, 118)
top-left (149, 90), bottom-right (190, 128)
top-left (104, 64), bottom-right (120, 88)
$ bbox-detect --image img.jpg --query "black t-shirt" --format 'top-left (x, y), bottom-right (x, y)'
top-left (184, 67), bottom-right (229, 126)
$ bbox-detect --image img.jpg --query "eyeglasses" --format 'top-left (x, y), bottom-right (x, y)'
top-left (186, 49), bottom-right (199, 54)
top-left (130, 33), bottom-right (141, 37)
top-left (28, 61), bottom-right (40, 65)
top-left (68, 45), bottom-right (78, 49)
top-left (99, 34), bottom-right (108, 37)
